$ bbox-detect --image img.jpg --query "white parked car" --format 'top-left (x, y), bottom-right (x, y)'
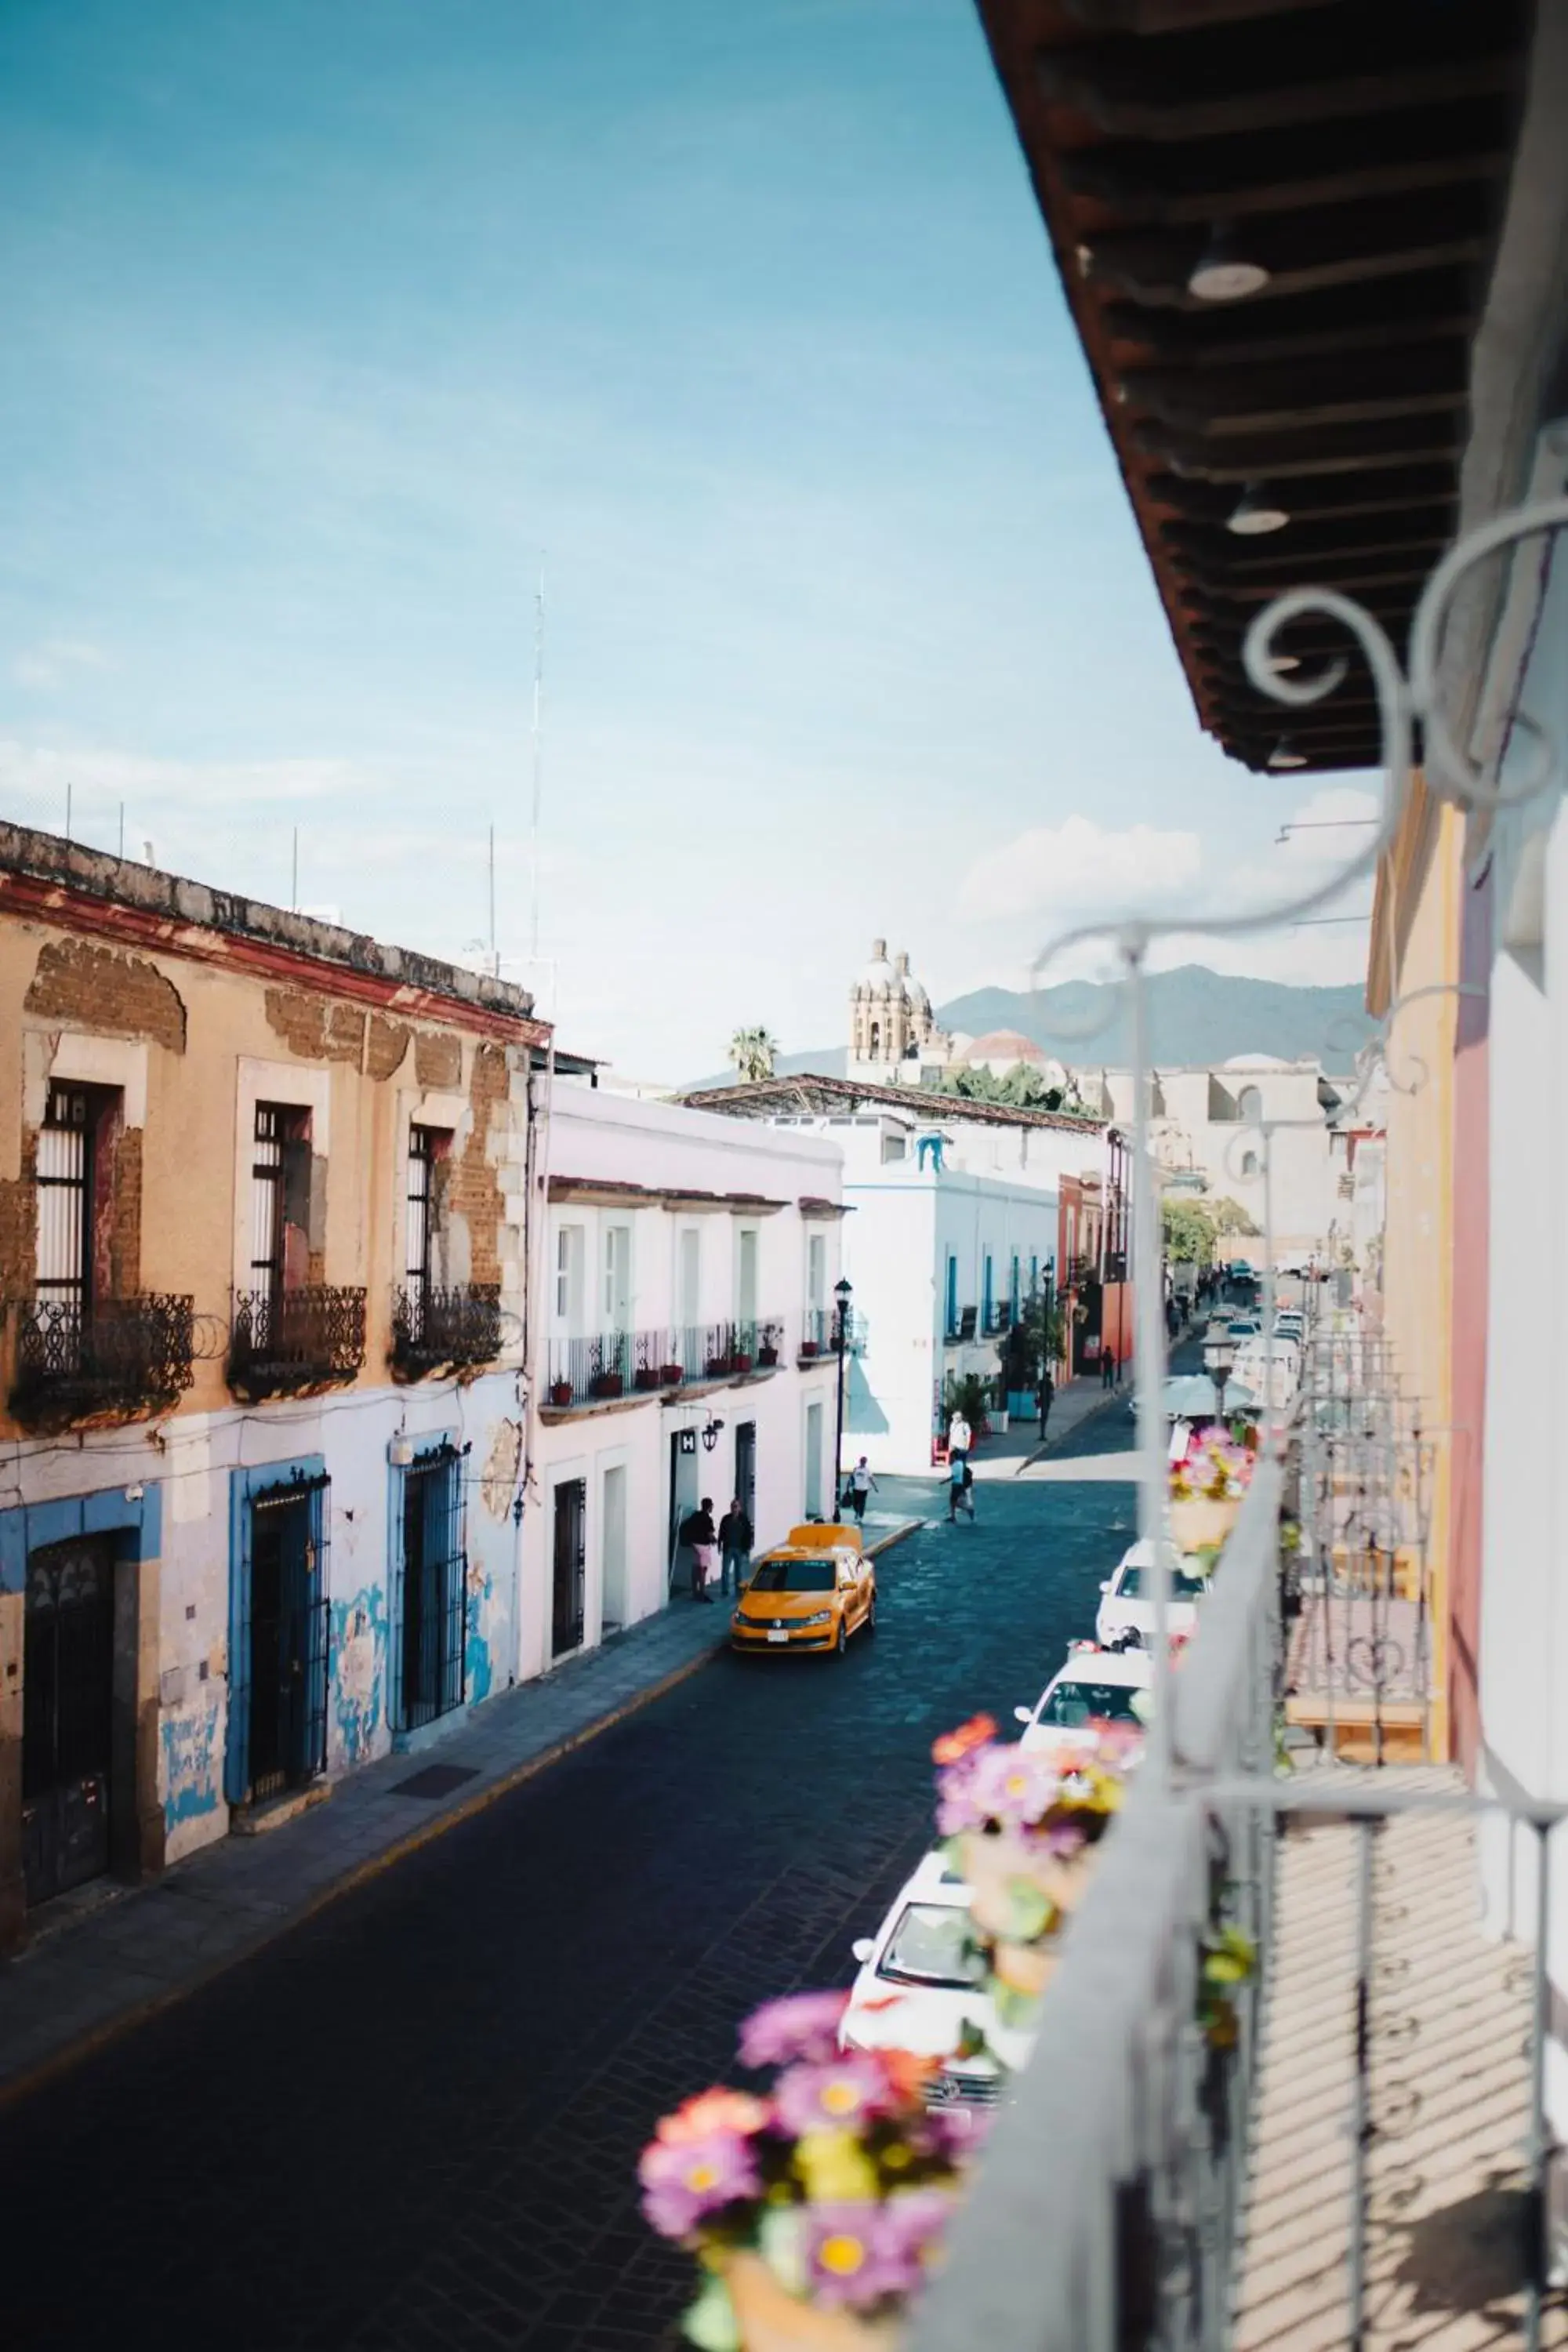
top-left (840, 1848), bottom-right (1032, 2105)
top-left (1013, 1642), bottom-right (1155, 1755)
top-left (1094, 1540), bottom-right (1211, 1650)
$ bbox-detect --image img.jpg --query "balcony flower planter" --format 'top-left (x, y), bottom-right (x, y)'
top-left (797, 1340), bottom-right (819, 1359)
top-left (590, 1371), bottom-right (624, 1400)
top-left (1171, 1495), bottom-right (1240, 1552)
top-left (549, 1380), bottom-right (574, 1408)
top-left (660, 1363), bottom-right (684, 1386)
top-left (732, 1352), bottom-right (754, 1377)
top-left (757, 1345), bottom-right (779, 1368)
top-left (706, 1357), bottom-right (735, 1379)
top-left (720, 2251), bottom-right (898, 2350)
top-left (633, 1367), bottom-right (664, 1392)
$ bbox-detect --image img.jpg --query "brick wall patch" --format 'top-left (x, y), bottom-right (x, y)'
top-left (264, 988), bottom-right (366, 1065)
top-left (24, 938), bottom-right (187, 1053)
top-left (414, 1031), bottom-right (462, 1091)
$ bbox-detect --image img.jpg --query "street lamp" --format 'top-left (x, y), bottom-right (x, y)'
top-left (832, 1276), bottom-right (853, 1517)
top-left (1203, 1329), bottom-right (1236, 1423)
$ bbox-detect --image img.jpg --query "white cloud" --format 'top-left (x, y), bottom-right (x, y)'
top-left (958, 813), bottom-right (1203, 923)
top-left (11, 639), bottom-right (113, 691)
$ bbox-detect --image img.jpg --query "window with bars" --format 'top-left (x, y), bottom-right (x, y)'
top-left (250, 1103), bottom-right (311, 1299)
top-left (405, 1125), bottom-right (452, 1292)
top-left (35, 1084), bottom-right (93, 1311)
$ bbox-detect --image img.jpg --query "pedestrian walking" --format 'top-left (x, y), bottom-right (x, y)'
top-left (947, 1409), bottom-right (971, 1465)
top-left (847, 1456), bottom-right (877, 1526)
top-left (717, 1497), bottom-right (753, 1597)
top-left (1036, 1369), bottom-right (1053, 1440)
top-left (1101, 1345), bottom-right (1117, 1391)
top-left (680, 1497), bottom-right (719, 1602)
top-left (948, 1454), bottom-right (975, 1523)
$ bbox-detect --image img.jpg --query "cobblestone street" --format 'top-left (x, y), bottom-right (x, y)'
top-left (0, 1417), bottom-right (1138, 2352)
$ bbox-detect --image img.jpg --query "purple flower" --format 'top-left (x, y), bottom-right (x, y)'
top-left (738, 1990), bottom-right (849, 2071)
top-left (774, 2053), bottom-right (898, 2136)
top-left (916, 2101), bottom-right (994, 2161)
top-left (803, 2192), bottom-right (957, 2308)
top-left (936, 1741), bottom-right (1062, 1834)
top-left (638, 2129), bottom-right (762, 2239)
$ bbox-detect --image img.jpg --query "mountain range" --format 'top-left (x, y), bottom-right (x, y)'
top-left (688, 966), bottom-right (1374, 1089)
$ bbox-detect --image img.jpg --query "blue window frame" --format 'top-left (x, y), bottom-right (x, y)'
top-left (982, 1255), bottom-right (994, 1330)
top-left (945, 1254), bottom-right (958, 1338)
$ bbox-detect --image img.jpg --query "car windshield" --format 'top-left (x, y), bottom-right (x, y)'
top-left (749, 1559), bottom-right (835, 1593)
top-left (1116, 1564), bottom-right (1208, 1600)
top-left (877, 1903), bottom-right (985, 1990)
top-left (1040, 1679), bottom-right (1146, 1727)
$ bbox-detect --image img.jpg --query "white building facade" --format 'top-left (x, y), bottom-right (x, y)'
top-left (520, 1085), bottom-right (845, 1664)
top-left (693, 1087), bottom-right (1108, 1472)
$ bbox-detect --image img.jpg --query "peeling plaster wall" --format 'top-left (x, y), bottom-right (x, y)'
top-left (2, 1368), bottom-right (525, 1865)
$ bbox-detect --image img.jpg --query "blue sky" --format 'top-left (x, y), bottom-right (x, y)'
top-left (0, 0), bottom-right (1374, 1074)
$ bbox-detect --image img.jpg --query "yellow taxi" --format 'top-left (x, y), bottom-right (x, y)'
top-left (729, 1523), bottom-right (876, 1657)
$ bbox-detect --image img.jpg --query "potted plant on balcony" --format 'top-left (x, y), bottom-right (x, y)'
top-left (757, 1336), bottom-right (780, 1369)
top-left (590, 1368), bottom-right (625, 1400)
top-left (706, 1351), bottom-right (735, 1379)
top-left (661, 1359), bottom-right (685, 1386)
top-left (549, 1378), bottom-right (574, 1408)
top-left (732, 1350), bottom-right (754, 1377)
top-left (634, 1363), bottom-right (664, 1392)
top-left (639, 1991), bottom-right (981, 2352)
top-left (798, 1336), bottom-right (819, 1360)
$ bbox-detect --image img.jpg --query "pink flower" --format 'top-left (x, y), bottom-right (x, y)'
top-left (804, 2191), bottom-right (957, 2308)
top-left (774, 2053), bottom-right (900, 2136)
top-left (936, 1740), bottom-right (1063, 1834)
top-left (738, 1990), bottom-right (849, 2071)
top-left (655, 2087), bottom-right (771, 2147)
top-left (916, 2102), bottom-right (993, 2161)
top-left (638, 2129), bottom-right (762, 2239)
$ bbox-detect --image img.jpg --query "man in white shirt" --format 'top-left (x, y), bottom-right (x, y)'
top-left (948, 1411), bottom-right (971, 1464)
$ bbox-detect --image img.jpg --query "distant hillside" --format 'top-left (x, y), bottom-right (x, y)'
top-left (936, 967), bottom-right (1373, 1071)
top-left (687, 967), bottom-right (1373, 1091)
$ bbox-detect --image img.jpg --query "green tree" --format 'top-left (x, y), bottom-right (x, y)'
top-left (728, 1026), bottom-right (779, 1082)
top-left (1162, 1199), bottom-right (1218, 1267)
top-left (929, 1062), bottom-right (1087, 1116)
top-left (1210, 1196), bottom-right (1261, 1238)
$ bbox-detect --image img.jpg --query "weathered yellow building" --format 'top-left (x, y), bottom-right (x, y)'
top-left (0, 822), bottom-right (548, 1950)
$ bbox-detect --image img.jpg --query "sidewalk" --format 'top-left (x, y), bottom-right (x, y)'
top-left (967, 1372), bottom-right (1131, 1479)
top-left (0, 1517), bottom-right (920, 2105)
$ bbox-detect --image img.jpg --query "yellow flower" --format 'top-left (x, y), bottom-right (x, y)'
top-left (793, 2130), bottom-right (880, 2204)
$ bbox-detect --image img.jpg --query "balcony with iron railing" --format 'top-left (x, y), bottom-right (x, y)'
top-left (7, 1293), bottom-right (197, 1431)
top-left (390, 1283), bottom-right (503, 1382)
top-left (543, 1319), bottom-right (790, 1410)
top-left (227, 1284), bottom-right (367, 1402)
top-left (903, 1324), bottom-right (1552, 2352)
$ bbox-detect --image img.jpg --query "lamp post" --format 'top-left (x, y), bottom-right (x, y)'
top-left (832, 1275), bottom-right (853, 1516)
top-left (1203, 1329), bottom-right (1236, 1424)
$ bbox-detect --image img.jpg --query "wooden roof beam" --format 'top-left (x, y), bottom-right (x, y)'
top-left (1136, 416), bottom-right (1464, 481)
top-left (1034, 5), bottom-right (1521, 141)
top-left (1065, 100), bottom-right (1512, 226)
top-left (1083, 187), bottom-right (1491, 307)
top-left (1121, 347), bottom-right (1468, 436)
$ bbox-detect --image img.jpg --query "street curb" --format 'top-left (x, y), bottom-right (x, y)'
top-left (0, 1515), bottom-right (920, 2112)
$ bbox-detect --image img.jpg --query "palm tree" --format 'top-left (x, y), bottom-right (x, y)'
top-left (728, 1027), bottom-right (779, 1083)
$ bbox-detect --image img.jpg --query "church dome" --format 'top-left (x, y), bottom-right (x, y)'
top-left (859, 938), bottom-right (896, 993)
top-left (965, 1029), bottom-right (1047, 1063)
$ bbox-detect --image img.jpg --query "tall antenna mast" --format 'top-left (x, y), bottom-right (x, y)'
top-left (530, 560), bottom-right (545, 964)
top-left (488, 822), bottom-right (497, 975)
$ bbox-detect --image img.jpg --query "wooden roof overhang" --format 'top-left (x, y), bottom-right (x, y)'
top-left (975, 0), bottom-right (1532, 772)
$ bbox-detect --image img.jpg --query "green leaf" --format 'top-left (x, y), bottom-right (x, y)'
top-left (681, 2274), bottom-right (742, 2352)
